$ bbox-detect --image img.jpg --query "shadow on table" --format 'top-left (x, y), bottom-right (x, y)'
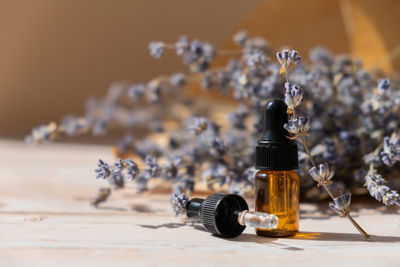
top-left (293, 231), bottom-right (400, 243)
top-left (233, 231), bottom-right (400, 244)
top-left (138, 219), bottom-right (206, 232)
top-left (95, 206), bottom-right (128, 211)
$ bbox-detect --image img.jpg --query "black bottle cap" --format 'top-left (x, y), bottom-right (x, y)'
top-left (255, 99), bottom-right (298, 171)
top-left (186, 193), bottom-right (248, 238)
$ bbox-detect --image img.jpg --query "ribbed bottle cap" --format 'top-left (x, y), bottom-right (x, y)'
top-left (201, 193), bottom-right (248, 238)
top-left (255, 99), bottom-right (298, 171)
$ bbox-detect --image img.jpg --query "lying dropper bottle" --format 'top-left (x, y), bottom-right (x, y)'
top-left (172, 193), bottom-right (278, 238)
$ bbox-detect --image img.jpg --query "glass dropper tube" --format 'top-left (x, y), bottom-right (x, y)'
top-left (237, 210), bottom-right (279, 229)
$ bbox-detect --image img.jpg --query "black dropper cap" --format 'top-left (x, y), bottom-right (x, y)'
top-left (255, 99), bottom-right (298, 171)
top-left (186, 193), bottom-right (248, 238)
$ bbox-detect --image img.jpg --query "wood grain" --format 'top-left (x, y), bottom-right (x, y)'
top-left (0, 140), bottom-right (399, 266)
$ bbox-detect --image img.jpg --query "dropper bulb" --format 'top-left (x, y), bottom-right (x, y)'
top-left (256, 99), bottom-right (298, 171)
top-left (262, 99), bottom-right (289, 141)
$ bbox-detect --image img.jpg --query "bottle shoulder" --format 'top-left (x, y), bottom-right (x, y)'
top-left (255, 170), bottom-right (299, 180)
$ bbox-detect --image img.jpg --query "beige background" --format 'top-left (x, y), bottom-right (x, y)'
top-left (0, 0), bottom-right (399, 139)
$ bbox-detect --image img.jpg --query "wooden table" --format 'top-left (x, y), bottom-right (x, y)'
top-left (1, 140), bottom-right (399, 266)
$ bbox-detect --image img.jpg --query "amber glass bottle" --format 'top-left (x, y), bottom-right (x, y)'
top-left (255, 99), bottom-right (299, 237)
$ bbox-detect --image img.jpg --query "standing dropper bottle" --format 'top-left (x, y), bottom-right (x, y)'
top-left (255, 99), bottom-right (300, 237)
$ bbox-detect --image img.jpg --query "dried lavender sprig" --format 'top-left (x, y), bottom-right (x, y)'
top-left (299, 129), bottom-right (370, 241)
top-left (94, 156), bottom-right (196, 198)
top-left (309, 162), bottom-right (334, 187)
top-left (365, 169), bottom-right (400, 206)
top-left (170, 193), bottom-right (189, 216)
top-left (380, 133), bottom-right (400, 167)
top-left (26, 71), bottom-right (195, 144)
top-left (95, 159), bottom-right (111, 179)
top-left (27, 32), bottom-right (400, 212)
top-left (25, 122), bottom-right (58, 144)
top-left (278, 51), bottom-right (370, 241)
top-left (284, 117), bottom-right (311, 139)
top-left (187, 117), bottom-right (208, 135)
top-left (276, 49), bottom-right (301, 82)
top-left (284, 82), bottom-right (303, 112)
top-left (149, 37), bottom-right (216, 73)
top-left (365, 140), bottom-right (400, 206)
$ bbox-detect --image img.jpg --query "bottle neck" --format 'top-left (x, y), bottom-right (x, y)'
top-left (256, 169), bottom-right (297, 175)
top-left (185, 198), bottom-right (204, 218)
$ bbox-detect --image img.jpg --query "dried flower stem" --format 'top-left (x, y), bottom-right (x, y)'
top-left (285, 67), bottom-right (370, 241)
top-left (284, 70), bottom-right (289, 84)
top-left (163, 43), bottom-right (241, 57)
top-left (346, 214), bottom-right (370, 240)
top-left (299, 136), bottom-right (316, 167)
top-left (300, 120), bottom-right (370, 240)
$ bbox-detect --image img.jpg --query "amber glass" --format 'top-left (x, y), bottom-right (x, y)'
top-left (255, 170), bottom-right (299, 237)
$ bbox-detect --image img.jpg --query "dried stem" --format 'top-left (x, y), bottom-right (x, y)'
top-left (286, 69), bottom-right (371, 241)
top-left (347, 214), bottom-right (371, 241)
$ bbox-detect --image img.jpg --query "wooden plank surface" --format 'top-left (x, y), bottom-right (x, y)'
top-left (0, 140), bottom-right (399, 267)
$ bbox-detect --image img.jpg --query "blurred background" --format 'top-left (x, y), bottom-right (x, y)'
top-left (1, 0), bottom-right (400, 139)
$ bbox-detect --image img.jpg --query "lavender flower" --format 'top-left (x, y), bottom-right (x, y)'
top-left (113, 159), bottom-right (124, 173)
top-left (284, 82), bottom-right (303, 111)
top-left (245, 50), bottom-right (268, 68)
top-left (175, 36), bottom-right (189, 55)
top-left (144, 156), bottom-right (161, 178)
top-left (95, 159), bottom-right (111, 179)
top-left (163, 156), bottom-right (182, 180)
top-left (377, 78), bottom-right (391, 94)
top-left (380, 134), bottom-right (400, 167)
top-left (170, 72), bottom-right (186, 87)
top-left (309, 46), bottom-right (333, 66)
top-left (149, 41), bottom-right (165, 58)
top-left (309, 163), bottom-right (334, 186)
top-left (127, 84), bottom-right (146, 101)
top-left (170, 38), bottom-right (215, 73)
top-left (233, 31), bottom-right (248, 46)
top-left (229, 104), bottom-right (248, 129)
top-left (244, 167), bottom-right (257, 184)
top-left (169, 193), bottom-right (189, 216)
top-left (190, 40), bottom-right (215, 61)
top-left (329, 192), bottom-right (351, 217)
top-left (125, 159), bottom-right (139, 180)
top-left (188, 117), bottom-right (208, 135)
top-left (59, 116), bottom-right (89, 136)
top-left (210, 136), bottom-right (227, 157)
top-left (365, 170), bottom-right (400, 206)
top-left (25, 122), bottom-right (57, 144)
top-left (276, 49), bottom-right (301, 73)
top-left (284, 117), bottom-right (311, 137)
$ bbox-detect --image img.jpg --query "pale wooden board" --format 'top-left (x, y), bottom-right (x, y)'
top-left (0, 140), bottom-right (399, 267)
